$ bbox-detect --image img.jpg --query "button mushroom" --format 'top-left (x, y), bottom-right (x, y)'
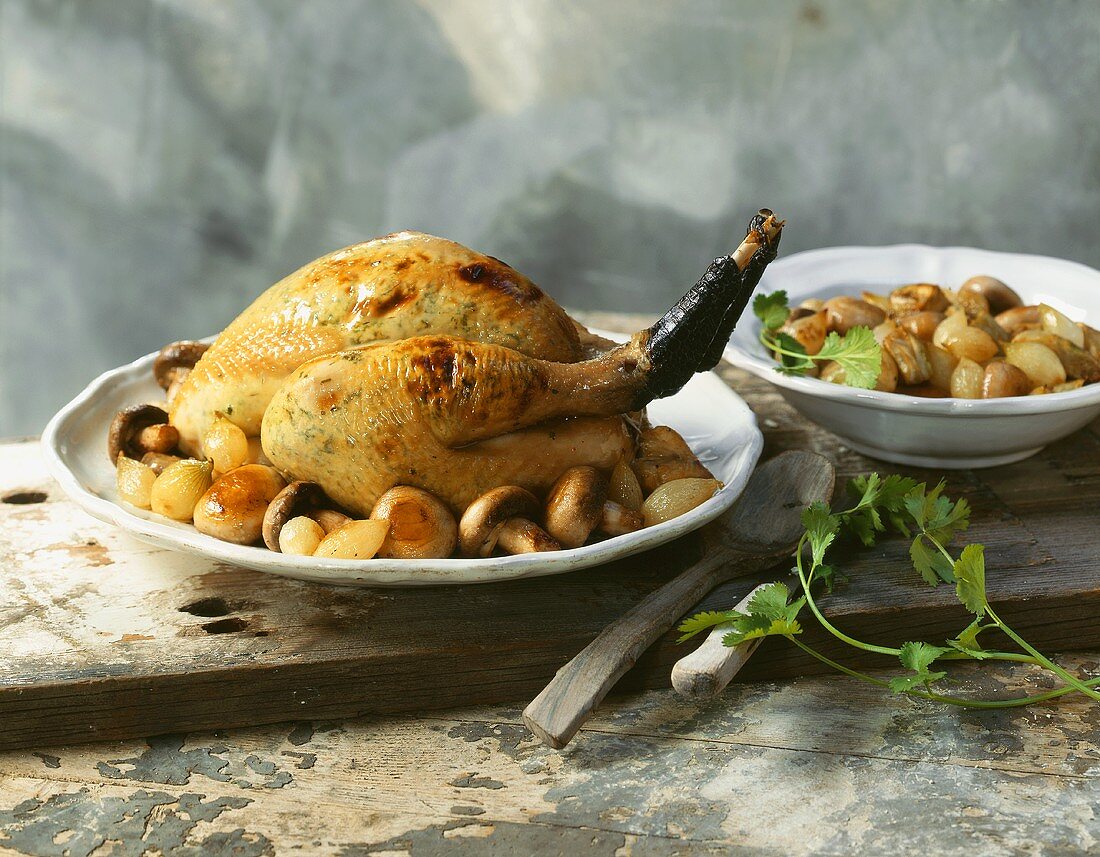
top-left (153, 340), bottom-right (209, 394)
top-left (543, 467), bottom-right (642, 546)
top-left (959, 276), bottom-right (1022, 316)
top-left (459, 486), bottom-right (560, 557)
top-left (544, 467), bottom-right (608, 549)
top-left (107, 404), bottom-right (176, 463)
top-left (312, 509), bottom-right (352, 534)
top-left (823, 296), bottom-right (886, 335)
top-left (369, 486), bottom-right (458, 559)
top-left (262, 481), bottom-right (330, 551)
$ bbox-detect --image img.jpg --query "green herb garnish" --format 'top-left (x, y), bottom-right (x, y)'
top-left (753, 290), bottom-right (882, 389)
top-left (680, 474), bottom-right (1100, 708)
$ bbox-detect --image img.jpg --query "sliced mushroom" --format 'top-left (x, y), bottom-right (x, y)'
top-left (959, 275), bottom-right (1022, 315)
top-left (823, 296), bottom-right (885, 335)
top-left (153, 341), bottom-right (209, 391)
top-left (981, 361), bottom-right (1031, 398)
top-left (460, 486), bottom-right (559, 557)
top-left (107, 404), bottom-right (171, 463)
top-left (953, 288), bottom-right (991, 319)
top-left (370, 486), bottom-right (458, 559)
top-left (896, 311), bottom-right (944, 342)
top-left (262, 481), bottom-right (329, 551)
top-left (498, 519), bottom-right (560, 553)
top-left (995, 305), bottom-right (1041, 338)
top-left (544, 466), bottom-right (608, 549)
top-left (882, 329), bottom-right (932, 385)
top-left (889, 284), bottom-right (949, 314)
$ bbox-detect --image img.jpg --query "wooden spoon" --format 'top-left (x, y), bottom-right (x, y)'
top-left (670, 579), bottom-right (802, 698)
top-left (523, 450), bottom-right (834, 749)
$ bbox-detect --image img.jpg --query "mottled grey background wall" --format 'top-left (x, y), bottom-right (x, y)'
top-left (1, 0), bottom-right (1098, 435)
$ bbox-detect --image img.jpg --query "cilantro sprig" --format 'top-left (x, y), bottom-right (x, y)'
top-left (753, 290), bottom-right (882, 389)
top-left (680, 474), bottom-right (1100, 708)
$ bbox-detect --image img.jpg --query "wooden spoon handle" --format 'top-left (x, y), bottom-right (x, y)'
top-left (523, 549), bottom-right (770, 749)
top-left (670, 583), bottom-right (768, 699)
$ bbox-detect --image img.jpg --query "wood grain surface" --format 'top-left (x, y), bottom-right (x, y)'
top-left (0, 312), bottom-right (1097, 854)
top-left (1, 313), bottom-right (1098, 755)
top-left (0, 656), bottom-right (1095, 855)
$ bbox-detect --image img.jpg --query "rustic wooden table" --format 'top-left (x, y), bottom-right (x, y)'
top-left (1, 312), bottom-right (1097, 855)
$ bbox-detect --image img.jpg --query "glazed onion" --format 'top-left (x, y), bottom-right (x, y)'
top-left (150, 458), bottom-right (213, 521)
top-left (314, 519), bottom-right (389, 559)
top-left (642, 478), bottom-right (721, 527)
top-left (116, 454), bottom-right (157, 509)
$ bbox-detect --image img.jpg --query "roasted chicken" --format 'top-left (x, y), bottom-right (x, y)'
top-left (169, 231), bottom-right (595, 454)
top-left (168, 212), bottom-right (783, 516)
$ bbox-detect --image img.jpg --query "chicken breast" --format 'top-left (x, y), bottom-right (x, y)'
top-left (169, 231), bottom-right (584, 453)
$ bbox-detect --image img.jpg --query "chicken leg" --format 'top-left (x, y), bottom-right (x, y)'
top-left (261, 212), bottom-right (783, 513)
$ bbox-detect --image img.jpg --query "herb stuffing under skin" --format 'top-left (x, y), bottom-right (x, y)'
top-left (754, 290), bottom-right (882, 388)
top-left (679, 473), bottom-right (1100, 708)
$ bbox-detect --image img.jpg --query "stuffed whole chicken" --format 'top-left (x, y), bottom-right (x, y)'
top-left (117, 210), bottom-right (783, 555)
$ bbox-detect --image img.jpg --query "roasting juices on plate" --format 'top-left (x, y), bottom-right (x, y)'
top-left (108, 210), bottom-right (784, 560)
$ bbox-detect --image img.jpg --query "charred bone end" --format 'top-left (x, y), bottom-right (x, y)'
top-left (634, 210), bottom-right (783, 408)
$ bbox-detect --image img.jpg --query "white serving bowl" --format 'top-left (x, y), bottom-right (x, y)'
top-left (725, 245), bottom-right (1100, 469)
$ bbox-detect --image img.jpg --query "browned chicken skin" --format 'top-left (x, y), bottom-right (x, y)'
top-left (169, 231), bottom-right (590, 454)
top-left (261, 213), bottom-right (783, 514)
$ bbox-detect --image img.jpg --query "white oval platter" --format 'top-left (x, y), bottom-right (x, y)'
top-left (43, 331), bottom-right (762, 587)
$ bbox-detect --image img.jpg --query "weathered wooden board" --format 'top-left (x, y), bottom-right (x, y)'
top-left (0, 656), bottom-right (1096, 855)
top-left (2, 314), bottom-right (1099, 751)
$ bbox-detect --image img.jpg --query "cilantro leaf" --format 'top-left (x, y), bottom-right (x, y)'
top-left (878, 475), bottom-right (920, 514)
top-left (889, 641), bottom-right (950, 692)
top-left (878, 474), bottom-right (920, 535)
top-left (719, 583), bottom-right (806, 646)
top-left (748, 582), bottom-right (793, 620)
top-left (903, 481), bottom-right (970, 545)
top-left (953, 544), bottom-right (988, 616)
top-left (899, 641), bottom-right (950, 673)
top-left (910, 535), bottom-right (955, 586)
top-left (802, 502), bottom-right (840, 569)
top-left (814, 563), bottom-right (844, 592)
top-left (722, 602), bottom-right (805, 646)
top-left (676, 610), bottom-right (735, 643)
top-left (848, 472), bottom-right (883, 511)
top-left (889, 670), bottom-right (948, 693)
top-left (753, 290), bottom-right (790, 331)
top-left (947, 618), bottom-right (990, 659)
top-left (843, 473), bottom-right (886, 546)
top-left (771, 332), bottom-right (815, 374)
top-left (814, 326), bottom-right (882, 389)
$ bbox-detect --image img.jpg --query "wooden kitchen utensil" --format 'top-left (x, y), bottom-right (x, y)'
top-left (670, 580), bottom-right (801, 698)
top-left (522, 450), bottom-right (835, 749)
